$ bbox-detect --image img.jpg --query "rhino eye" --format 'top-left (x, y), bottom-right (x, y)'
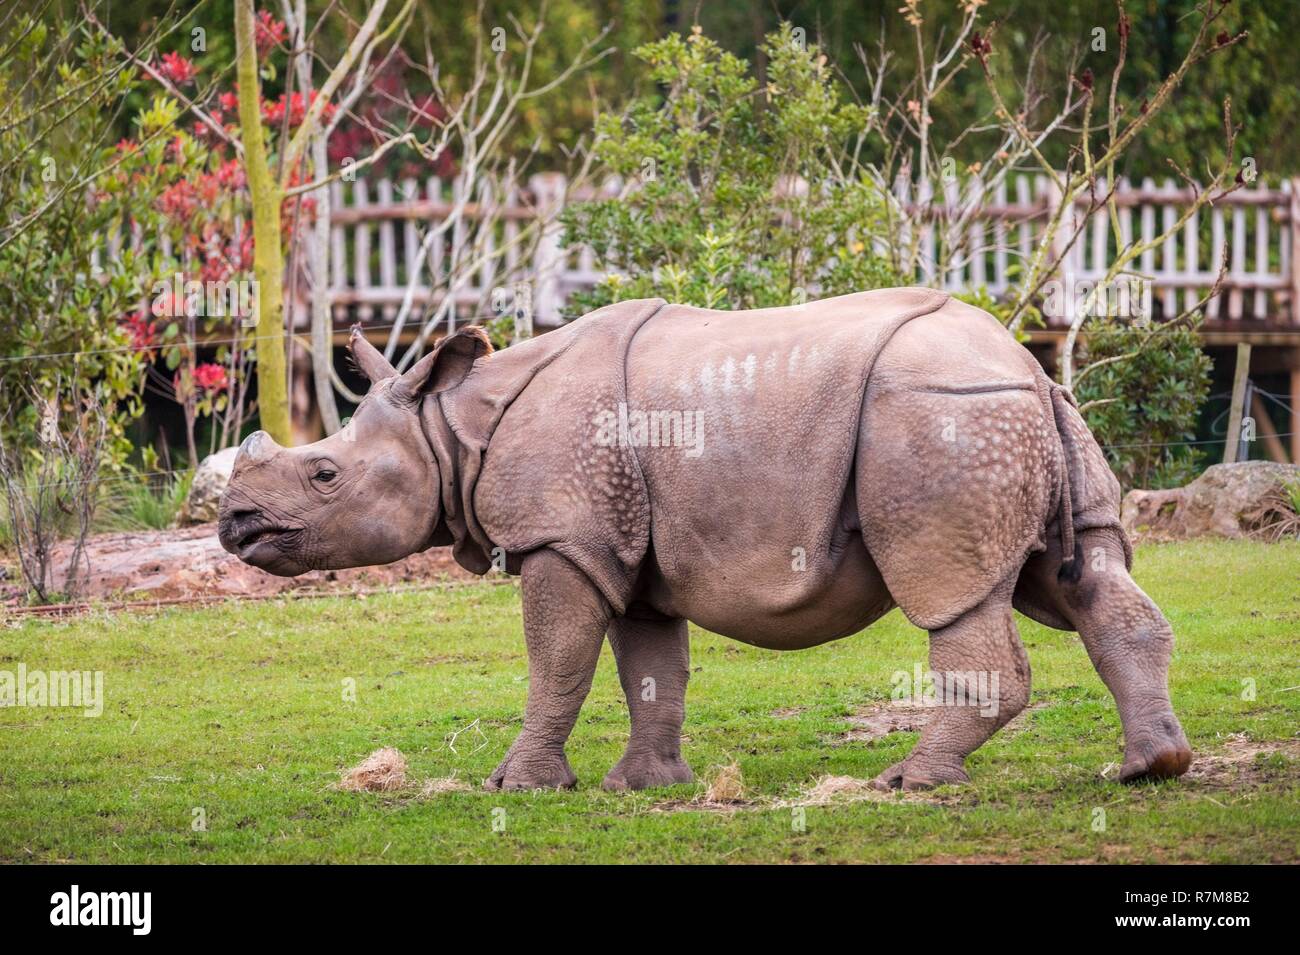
top-left (313, 468), bottom-right (337, 484)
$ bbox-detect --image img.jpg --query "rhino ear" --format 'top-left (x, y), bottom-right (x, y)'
top-left (348, 325), bottom-right (398, 382)
top-left (392, 325), bottom-right (493, 402)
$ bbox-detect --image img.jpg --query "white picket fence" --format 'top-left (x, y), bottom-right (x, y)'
top-left (326, 172), bottom-right (1300, 329)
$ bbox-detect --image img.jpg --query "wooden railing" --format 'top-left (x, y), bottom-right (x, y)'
top-left (326, 172), bottom-right (1300, 329)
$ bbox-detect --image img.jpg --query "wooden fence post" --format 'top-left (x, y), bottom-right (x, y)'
top-left (1290, 178), bottom-right (1300, 327)
top-left (1291, 365), bottom-right (1300, 465)
top-left (529, 172), bottom-right (567, 327)
top-left (1223, 342), bottom-right (1252, 464)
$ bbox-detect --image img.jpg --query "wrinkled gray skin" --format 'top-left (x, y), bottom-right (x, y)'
top-left (219, 289), bottom-right (1192, 791)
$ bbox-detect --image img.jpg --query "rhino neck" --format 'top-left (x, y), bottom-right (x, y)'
top-left (413, 328), bottom-right (585, 576)
top-left (418, 394), bottom-right (494, 574)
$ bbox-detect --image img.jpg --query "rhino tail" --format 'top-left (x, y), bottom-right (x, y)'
top-left (1050, 383), bottom-right (1083, 583)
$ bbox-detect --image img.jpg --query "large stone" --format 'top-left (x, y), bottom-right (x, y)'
top-left (178, 446), bottom-right (240, 525)
top-left (1121, 461), bottom-right (1300, 542)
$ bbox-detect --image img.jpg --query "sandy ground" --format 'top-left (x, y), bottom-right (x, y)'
top-left (1, 523), bottom-right (477, 605)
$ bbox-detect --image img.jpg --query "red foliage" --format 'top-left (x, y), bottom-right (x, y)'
top-left (214, 158), bottom-right (246, 190)
top-left (326, 61), bottom-right (452, 178)
top-left (255, 10), bottom-right (288, 56)
top-left (158, 179), bottom-right (199, 222)
top-left (262, 90), bottom-right (335, 129)
top-left (158, 51), bottom-right (197, 86)
top-left (192, 362), bottom-right (229, 393)
top-left (120, 310), bottom-right (159, 354)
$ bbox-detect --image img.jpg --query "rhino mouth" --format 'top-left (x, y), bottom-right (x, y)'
top-left (234, 525), bottom-right (301, 559)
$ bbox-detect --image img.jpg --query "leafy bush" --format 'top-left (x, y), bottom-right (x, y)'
top-left (0, 16), bottom-right (167, 469)
top-left (1073, 319), bottom-right (1213, 490)
top-left (561, 24), bottom-right (900, 315)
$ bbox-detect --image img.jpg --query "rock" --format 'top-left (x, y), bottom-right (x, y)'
top-left (178, 446), bottom-right (240, 525)
top-left (1121, 461), bottom-right (1300, 542)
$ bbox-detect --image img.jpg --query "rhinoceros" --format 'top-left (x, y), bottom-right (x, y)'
top-left (218, 288), bottom-right (1192, 791)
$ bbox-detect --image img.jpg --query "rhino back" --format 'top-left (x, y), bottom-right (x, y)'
top-left (624, 287), bottom-right (949, 625)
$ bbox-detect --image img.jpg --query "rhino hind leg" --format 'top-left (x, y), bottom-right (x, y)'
top-left (1018, 528), bottom-right (1192, 782)
top-left (873, 577), bottom-right (1029, 791)
top-left (602, 615), bottom-right (694, 791)
top-left (485, 549), bottom-right (610, 791)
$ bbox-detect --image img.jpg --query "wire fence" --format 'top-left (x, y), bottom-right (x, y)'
top-left (0, 316), bottom-right (434, 365)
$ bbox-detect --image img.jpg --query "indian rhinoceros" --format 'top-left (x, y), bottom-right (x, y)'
top-left (217, 288), bottom-right (1192, 791)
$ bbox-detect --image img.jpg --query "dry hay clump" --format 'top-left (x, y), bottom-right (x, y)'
top-left (336, 747), bottom-right (473, 796)
top-left (788, 774), bottom-right (954, 806)
top-left (1243, 481), bottom-right (1300, 541)
top-left (421, 776), bottom-right (473, 796)
top-left (700, 761), bottom-right (746, 805)
top-left (800, 775), bottom-right (881, 804)
top-left (338, 747), bottom-right (410, 792)
top-left (649, 761), bottom-right (750, 812)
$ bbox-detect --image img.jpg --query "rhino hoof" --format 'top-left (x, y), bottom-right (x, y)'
top-left (484, 749), bottom-right (578, 791)
top-left (872, 756), bottom-right (970, 791)
top-left (1119, 746), bottom-right (1193, 783)
top-left (601, 754), bottom-right (694, 791)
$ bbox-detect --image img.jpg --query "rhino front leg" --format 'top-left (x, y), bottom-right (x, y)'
top-left (874, 578), bottom-right (1029, 791)
top-left (485, 549), bottom-right (611, 791)
top-left (603, 615), bottom-right (693, 791)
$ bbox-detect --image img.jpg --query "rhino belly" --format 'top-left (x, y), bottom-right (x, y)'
top-left (639, 522), bottom-right (896, 650)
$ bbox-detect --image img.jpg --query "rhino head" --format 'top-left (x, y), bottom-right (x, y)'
top-left (217, 326), bottom-right (491, 576)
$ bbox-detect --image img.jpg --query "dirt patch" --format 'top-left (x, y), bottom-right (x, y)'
top-left (770, 706), bottom-right (806, 719)
top-left (914, 853), bottom-right (1030, 864)
top-left (837, 699), bottom-right (1048, 744)
top-left (1183, 733), bottom-right (1300, 790)
top-left (652, 767), bottom-right (956, 814)
top-left (841, 700), bottom-right (930, 742)
top-left (1, 523), bottom-right (478, 606)
top-left (786, 774), bottom-right (953, 806)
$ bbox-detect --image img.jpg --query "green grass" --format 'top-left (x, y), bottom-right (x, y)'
top-left (96, 470), bottom-right (194, 533)
top-left (0, 468), bottom-right (193, 553)
top-left (1, 539), bottom-right (1297, 863)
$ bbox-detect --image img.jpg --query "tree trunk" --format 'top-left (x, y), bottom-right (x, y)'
top-left (235, 0), bottom-right (291, 445)
top-left (309, 131), bottom-right (342, 433)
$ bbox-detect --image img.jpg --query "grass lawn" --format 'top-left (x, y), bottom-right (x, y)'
top-left (1, 539), bottom-right (1297, 864)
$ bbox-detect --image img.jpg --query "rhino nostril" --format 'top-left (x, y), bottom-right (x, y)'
top-left (227, 506), bottom-right (261, 522)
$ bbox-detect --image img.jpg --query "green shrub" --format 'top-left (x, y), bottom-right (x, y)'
top-left (1073, 319), bottom-right (1213, 490)
top-left (561, 24), bottom-right (900, 315)
top-left (0, 15), bottom-right (170, 470)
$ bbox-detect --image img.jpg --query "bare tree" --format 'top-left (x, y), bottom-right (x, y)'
top-left (285, 0), bottom-right (612, 432)
top-left (853, 0), bottom-right (1246, 387)
top-left (0, 379), bottom-right (108, 604)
